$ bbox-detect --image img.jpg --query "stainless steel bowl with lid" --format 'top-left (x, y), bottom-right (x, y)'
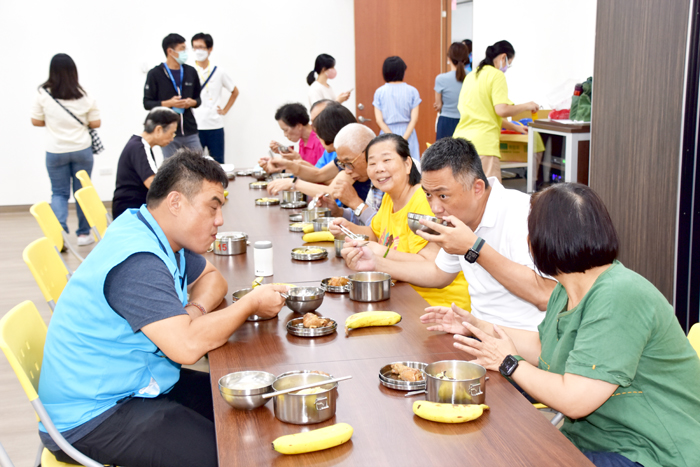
top-left (423, 360), bottom-right (487, 405)
top-left (281, 191), bottom-right (306, 203)
top-left (347, 272), bottom-right (392, 302)
top-left (271, 373), bottom-right (338, 424)
top-left (213, 232), bottom-right (248, 256)
top-left (300, 208), bottom-right (331, 223)
top-left (407, 212), bottom-right (449, 236)
top-left (312, 217), bottom-right (333, 232)
top-left (219, 370), bottom-right (276, 410)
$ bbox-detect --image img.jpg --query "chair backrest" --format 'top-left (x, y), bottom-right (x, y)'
top-left (0, 301), bottom-right (47, 401)
top-left (75, 170), bottom-right (93, 189)
top-left (74, 186), bottom-right (108, 240)
top-left (23, 238), bottom-right (70, 311)
top-left (689, 323), bottom-right (700, 358)
top-left (29, 202), bottom-right (64, 252)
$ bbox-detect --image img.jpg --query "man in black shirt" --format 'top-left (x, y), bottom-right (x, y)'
top-left (144, 33), bottom-right (202, 159)
top-left (112, 108), bottom-right (179, 219)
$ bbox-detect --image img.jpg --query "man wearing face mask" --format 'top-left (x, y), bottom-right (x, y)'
top-left (191, 33), bottom-right (239, 164)
top-left (452, 40), bottom-right (538, 182)
top-left (144, 33), bottom-right (203, 159)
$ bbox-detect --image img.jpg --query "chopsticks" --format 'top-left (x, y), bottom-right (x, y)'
top-left (262, 375), bottom-right (353, 399)
top-left (338, 225), bottom-right (369, 247)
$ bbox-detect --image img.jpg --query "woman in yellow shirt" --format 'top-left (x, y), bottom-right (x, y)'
top-left (330, 134), bottom-right (470, 310)
top-left (453, 40), bottom-right (539, 182)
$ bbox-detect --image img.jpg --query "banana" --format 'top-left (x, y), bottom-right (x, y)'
top-left (412, 401), bottom-right (489, 423)
top-left (252, 276), bottom-right (264, 288)
top-left (344, 311), bottom-right (402, 336)
top-left (272, 423), bottom-right (353, 454)
top-left (224, 190), bottom-right (229, 198)
top-left (303, 231), bottom-right (334, 242)
top-left (302, 223), bottom-right (315, 234)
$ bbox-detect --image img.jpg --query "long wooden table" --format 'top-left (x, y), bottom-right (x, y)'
top-left (207, 174), bottom-right (592, 466)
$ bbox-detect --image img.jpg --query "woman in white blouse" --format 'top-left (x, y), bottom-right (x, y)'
top-left (307, 53), bottom-right (352, 107)
top-left (31, 53), bottom-right (101, 246)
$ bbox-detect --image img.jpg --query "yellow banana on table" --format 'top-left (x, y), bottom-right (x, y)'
top-left (272, 422), bottom-right (353, 455)
top-left (302, 231), bottom-right (334, 242)
top-left (344, 311), bottom-right (402, 336)
top-left (302, 223), bottom-right (316, 234)
top-left (412, 401), bottom-right (489, 423)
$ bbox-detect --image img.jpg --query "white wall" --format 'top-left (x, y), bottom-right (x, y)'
top-left (452, 1), bottom-right (473, 44)
top-left (472, 0), bottom-right (596, 109)
top-left (0, 0), bottom-right (355, 206)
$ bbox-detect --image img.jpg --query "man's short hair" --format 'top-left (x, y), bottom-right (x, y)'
top-left (191, 32), bottom-right (213, 49)
top-left (147, 148), bottom-right (228, 207)
top-left (143, 107), bottom-right (179, 134)
top-left (313, 105), bottom-right (357, 145)
top-left (162, 33), bottom-right (186, 56)
top-left (310, 99), bottom-right (338, 114)
top-left (382, 56), bottom-right (407, 82)
top-left (528, 183), bottom-right (619, 276)
top-left (274, 103), bottom-right (309, 127)
top-left (421, 137), bottom-right (489, 189)
top-left (334, 123), bottom-right (376, 156)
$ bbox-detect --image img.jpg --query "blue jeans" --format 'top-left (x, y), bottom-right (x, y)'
top-left (198, 128), bottom-right (225, 163)
top-left (583, 451), bottom-right (643, 467)
top-left (162, 133), bottom-right (203, 159)
top-left (46, 147), bottom-right (94, 236)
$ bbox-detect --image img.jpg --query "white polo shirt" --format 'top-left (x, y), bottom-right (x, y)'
top-left (434, 178), bottom-right (545, 331)
top-left (193, 62), bottom-right (235, 130)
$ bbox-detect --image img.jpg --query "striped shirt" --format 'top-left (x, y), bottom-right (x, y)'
top-left (372, 83), bottom-right (421, 125)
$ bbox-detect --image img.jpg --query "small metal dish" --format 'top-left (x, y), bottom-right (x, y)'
top-left (289, 222), bottom-right (311, 233)
top-left (236, 169), bottom-right (254, 176)
top-left (249, 181), bottom-right (269, 189)
top-left (256, 198), bottom-right (281, 206)
top-left (291, 247), bottom-right (328, 261)
top-left (378, 361), bottom-right (428, 391)
top-left (281, 201), bottom-right (308, 209)
top-left (407, 212), bottom-right (449, 236)
top-left (289, 213), bottom-right (303, 222)
top-left (287, 317), bottom-right (338, 337)
top-left (320, 277), bottom-right (350, 294)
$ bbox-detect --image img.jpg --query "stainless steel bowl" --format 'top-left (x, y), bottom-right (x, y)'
top-left (300, 208), bottom-right (331, 223)
top-left (291, 247), bottom-right (328, 261)
top-left (281, 190), bottom-right (306, 203)
top-left (347, 272), bottom-right (391, 302)
top-left (219, 371), bottom-right (276, 410)
top-left (271, 373), bottom-right (338, 424)
top-left (289, 213), bottom-right (303, 223)
top-left (232, 288), bottom-right (277, 322)
top-left (281, 201), bottom-right (308, 209)
top-left (312, 217), bottom-right (333, 232)
top-left (249, 181), bottom-right (269, 189)
top-left (423, 360), bottom-right (486, 405)
top-left (285, 287), bottom-right (325, 313)
top-left (213, 232), bottom-right (248, 256)
top-left (251, 171), bottom-right (268, 181)
top-left (407, 212), bottom-right (448, 236)
top-left (334, 235), bottom-right (368, 257)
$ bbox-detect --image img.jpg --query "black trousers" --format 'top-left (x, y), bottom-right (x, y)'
top-left (53, 369), bottom-right (217, 467)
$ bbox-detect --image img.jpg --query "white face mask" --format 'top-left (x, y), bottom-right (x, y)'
top-left (194, 49), bottom-right (209, 62)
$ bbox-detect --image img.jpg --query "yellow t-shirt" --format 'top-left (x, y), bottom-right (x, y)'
top-left (371, 187), bottom-right (471, 310)
top-left (453, 65), bottom-right (513, 158)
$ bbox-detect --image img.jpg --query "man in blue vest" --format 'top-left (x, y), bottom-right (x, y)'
top-left (38, 149), bottom-right (288, 467)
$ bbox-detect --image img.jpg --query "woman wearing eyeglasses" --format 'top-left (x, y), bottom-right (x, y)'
top-left (452, 40), bottom-right (539, 182)
top-left (330, 134), bottom-right (470, 310)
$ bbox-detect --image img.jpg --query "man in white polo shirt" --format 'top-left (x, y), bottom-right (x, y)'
top-left (191, 33), bottom-right (239, 163)
top-left (342, 138), bottom-right (555, 358)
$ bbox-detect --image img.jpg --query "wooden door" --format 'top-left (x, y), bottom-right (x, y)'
top-left (354, 0), bottom-right (448, 156)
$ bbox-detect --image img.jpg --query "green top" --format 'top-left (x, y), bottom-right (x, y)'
top-left (538, 261), bottom-right (700, 467)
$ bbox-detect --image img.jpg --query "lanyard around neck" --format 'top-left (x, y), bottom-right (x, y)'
top-left (163, 63), bottom-right (184, 96)
top-left (136, 211), bottom-right (187, 290)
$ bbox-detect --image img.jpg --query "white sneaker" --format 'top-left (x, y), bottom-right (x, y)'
top-left (77, 235), bottom-right (95, 246)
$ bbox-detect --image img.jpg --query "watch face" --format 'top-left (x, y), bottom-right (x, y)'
top-left (465, 250), bottom-right (479, 263)
top-left (499, 355), bottom-right (518, 377)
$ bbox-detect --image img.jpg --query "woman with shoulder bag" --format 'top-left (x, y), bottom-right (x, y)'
top-left (31, 53), bottom-right (101, 246)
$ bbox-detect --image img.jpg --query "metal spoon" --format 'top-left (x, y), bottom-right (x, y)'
top-left (262, 375), bottom-right (352, 399)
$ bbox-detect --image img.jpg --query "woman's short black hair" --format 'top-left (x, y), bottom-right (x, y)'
top-left (147, 148), bottom-right (228, 207)
top-left (382, 56), bottom-right (407, 82)
top-left (191, 32), bottom-right (213, 48)
top-left (162, 33), bottom-right (186, 56)
top-left (313, 105), bottom-right (357, 145)
top-left (40, 53), bottom-right (85, 100)
top-left (421, 137), bottom-right (489, 189)
top-left (528, 183), bottom-right (619, 276)
top-left (365, 133), bottom-right (421, 186)
top-left (274, 103), bottom-right (309, 127)
top-left (143, 107), bottom-right (180, 133)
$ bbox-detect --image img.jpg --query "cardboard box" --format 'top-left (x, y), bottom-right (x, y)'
top-left (499, 134), bottom-right (529, 162)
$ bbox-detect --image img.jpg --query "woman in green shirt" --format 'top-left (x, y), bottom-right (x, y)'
top-left (421, 183), bottom-right (700, 467)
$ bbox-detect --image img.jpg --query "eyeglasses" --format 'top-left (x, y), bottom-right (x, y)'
top-left (337, 152), bottom-right (363, 171)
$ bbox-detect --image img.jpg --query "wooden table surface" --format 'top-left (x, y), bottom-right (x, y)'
top-left (207, 173), bottom-right (592, 466)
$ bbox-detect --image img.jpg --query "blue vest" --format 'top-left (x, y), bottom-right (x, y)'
top-left (38, 205), bottom-right (186, 433)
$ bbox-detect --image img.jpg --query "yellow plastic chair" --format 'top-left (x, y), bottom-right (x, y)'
top-left (75, 170), bottom-right (93, 189)
top-left (74, 186), bottom-right (112, 242)
top-left (23, 238), bottom-right (71, 312)
top-left (0, 301), bottom-right (103, 467)
top-left (30, 202), bottom-right (85, 264)
top-left (688, 323), bottom-right (700, 358)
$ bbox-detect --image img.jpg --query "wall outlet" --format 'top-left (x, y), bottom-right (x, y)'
top-left (99, 168), bottom-right (113, 176)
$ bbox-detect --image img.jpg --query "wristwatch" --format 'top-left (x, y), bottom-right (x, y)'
top-left (499, 355), bottom-right (523, 377)
top-left (353, 202), bottom-right (366, 217)
top-left (464, 237), bottom-right (485, 264)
